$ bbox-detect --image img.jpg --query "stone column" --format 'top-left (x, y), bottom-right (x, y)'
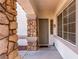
top-left (0, 0), bottom-right (18, 59)
top-left (27, 19), bottom-right (37, 37)
top-left (27, 17), bottom-right (38, 51)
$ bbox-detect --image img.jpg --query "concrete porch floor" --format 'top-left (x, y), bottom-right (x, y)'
top-left (18, 46), bottom-right (63, 59)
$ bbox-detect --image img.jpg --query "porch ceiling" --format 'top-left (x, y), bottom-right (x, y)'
top-left (17, 0), bottom-right (36, 17)
top-left (29, 0), bottom-right (64, 17)
top-left (17, 0), bottom-right (72, 17)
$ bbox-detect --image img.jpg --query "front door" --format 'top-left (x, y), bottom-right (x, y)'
top-left (39, 19), bottom-right (49, 46)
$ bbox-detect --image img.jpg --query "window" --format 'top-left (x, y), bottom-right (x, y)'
top-left (57, 13), bottom-right (62, 37)
top-left (57, 0), bottom-right (76, 44)
top-left (50, 20), bottom-right (53, 34)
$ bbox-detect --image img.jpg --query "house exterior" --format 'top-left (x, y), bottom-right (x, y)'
top-left (0, 0), bottom-right (78, 59)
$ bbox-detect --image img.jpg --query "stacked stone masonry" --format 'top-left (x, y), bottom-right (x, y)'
top-left (27, 19), bottom-right (37, 37)
top-left (27, 19), bottom-right (38, 51)
top-left (0, 0), bottom-right (18, 59)
top-left (27, 40), bottom-right (38, 51)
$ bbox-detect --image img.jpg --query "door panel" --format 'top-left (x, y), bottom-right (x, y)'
top-left (39, 19), bottom-right (48, 45)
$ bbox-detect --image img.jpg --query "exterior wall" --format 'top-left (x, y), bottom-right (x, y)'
top-left (52, 0), bottom-right (78, 59)
top-left (48, 18), bottom-right (53, 45)
top-left (49, 16), bottom-right (57, 45)
top-left (0, 0), bottom-right (19, 59)
top-left (54, 35), bottom-right (78, 59)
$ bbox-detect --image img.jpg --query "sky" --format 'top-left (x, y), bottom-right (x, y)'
top-left (16, 3), bottom-right (27, 35)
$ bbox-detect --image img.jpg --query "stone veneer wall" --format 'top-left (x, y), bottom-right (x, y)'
top-left (0, 0), bottom-right (18, 59)
top-left (27, 19), bottom-right (37, 37)
top-left (27, 18), bottom-right (38, 50)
